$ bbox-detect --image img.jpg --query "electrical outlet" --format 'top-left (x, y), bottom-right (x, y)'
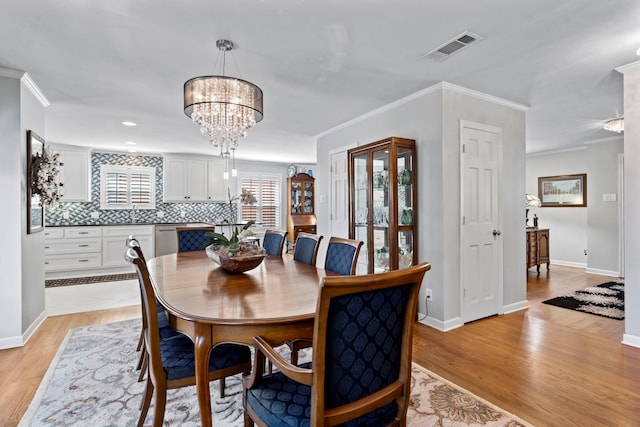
top-left (156, 211), bottom-right (165, 218)
top-left (62, 211), bottom-right (70, 219)
top-left (425, 288), bottom-right (433, 300)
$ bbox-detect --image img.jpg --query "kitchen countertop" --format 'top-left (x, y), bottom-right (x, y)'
top-left (46, 222), bottom-right (216, 227)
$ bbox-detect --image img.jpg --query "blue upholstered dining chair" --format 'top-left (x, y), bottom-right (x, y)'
top-left (243, 262), bottom-right (431, 427)
top-left (126, 247), bottom-right (251, 427)
top-left (176, 226), bottom-right (215, 252)
top-left (126, 236), bottom-right (181, 382)
top-left (292, 232), bottom-right (323, 266)
top-left (324, 236), bottom-right (364, 276)
top-left (288, 236), bottom-right (364, 366)
top-left (262, 229), bottom-right (288, 256)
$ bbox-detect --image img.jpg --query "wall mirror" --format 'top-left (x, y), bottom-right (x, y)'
top-left (27, 130), bottom-right (44, 234)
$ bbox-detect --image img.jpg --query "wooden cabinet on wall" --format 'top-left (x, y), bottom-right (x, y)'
top-left (287, 173), bottom-right (317, 244)
top-left (526, 228), bottom-right (550, 272)
top-left (348, 137), bottom-right (417, 274)
top-left (163, 156), bottom-right (208, 202)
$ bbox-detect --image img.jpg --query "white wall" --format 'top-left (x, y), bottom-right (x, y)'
top-left (620, 62), bottom-right (640, 346)
top-left (0, 76), bottom-right (24, 346)
top-left (526, 149), bottom-right (588, 267)
top-left (0, 73), bottom-right (46, 349)
top-left (316, 83), bottom-right (526, 329)
top-left (525, 139), bottom-right (623, 275)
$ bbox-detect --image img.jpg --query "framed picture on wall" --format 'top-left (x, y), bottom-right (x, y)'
top-left (27, 130), bottom-right (44, 234)
top-left (538, 173), bottom-right (587, 207)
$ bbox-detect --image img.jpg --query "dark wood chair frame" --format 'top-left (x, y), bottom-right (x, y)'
top-left (175, 226), bottom-right (216, 253)
top-left (126, 247), bottom-right (250, 426)
top-left (292, 232), bottom-right (324, 266)
top-left (243, 262), bottom-right (431, 427)
top-left (323, 236), bottom-right (364, 275)
top-left (262, 229), bottom-right (288, 256)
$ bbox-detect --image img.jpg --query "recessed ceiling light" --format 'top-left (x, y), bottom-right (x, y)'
top-left (125, 141), bottom-right (136, 145)
top-left (122, 121), bottom-right (137, 126)
top-left (127, 149), bottom-right (137, 153)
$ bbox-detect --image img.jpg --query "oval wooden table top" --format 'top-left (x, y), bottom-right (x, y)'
top-left (146, 251), bottom-right (329, 325)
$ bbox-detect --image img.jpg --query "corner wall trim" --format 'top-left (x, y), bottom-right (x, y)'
top-left (503, 300), bottom-right (528, 314)
top-left (418, 315), bottom-right (464, 332)
top-left (0, 310), bottom-right (47, 350)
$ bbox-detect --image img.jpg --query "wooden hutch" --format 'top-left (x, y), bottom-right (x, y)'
top-left (286, 172), bottom-right (317, 246)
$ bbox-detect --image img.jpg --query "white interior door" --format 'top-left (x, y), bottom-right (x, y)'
top-left (461, 121), bottom-right (503, 322)
top-left (330, 150), bottom-right (349, 238)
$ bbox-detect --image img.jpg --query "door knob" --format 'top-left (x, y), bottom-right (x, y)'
top-left (492, 229), bottom-right (502, 236)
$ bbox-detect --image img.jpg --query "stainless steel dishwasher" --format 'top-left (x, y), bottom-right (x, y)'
top-left (154, 223), bottom-right (215, 256)
top-left (154, 224), bottom-right (186, 256)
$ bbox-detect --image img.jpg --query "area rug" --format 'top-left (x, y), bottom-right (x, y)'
top-left (19, 320), bottom-right (532, 427)
top-left (45, 273), bottom-right (137, 288)
top-left (542, 280), bottom-right (624, 320)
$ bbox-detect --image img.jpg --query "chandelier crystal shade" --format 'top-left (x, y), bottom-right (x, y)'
top-left (184, 39), bottom-right (263, 158)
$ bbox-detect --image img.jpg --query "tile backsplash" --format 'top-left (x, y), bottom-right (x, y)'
top-left (45, 152), bottom-right (232, 225)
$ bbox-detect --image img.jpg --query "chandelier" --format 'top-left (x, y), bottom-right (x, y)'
top-left (603, 117), bottom-right (624, 133)
top-left (184, 39), bottom-right (263, 172)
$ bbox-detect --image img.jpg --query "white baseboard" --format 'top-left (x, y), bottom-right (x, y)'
top-left (503, 300), bottom-right (528, 314)
top-left (585, 267), bottom-right (620, 277)
top-left (622, 333), bottom-right (640, 348)
top-left (550, 259), bottom-right (587, 269)
top-left (417, 314), bottom-right (463, 332)
top-left (0, 309), bottom-right (47, 350)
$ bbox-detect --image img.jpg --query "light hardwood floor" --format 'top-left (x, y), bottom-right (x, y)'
top-left (1, 266), bottom-right (638, 426)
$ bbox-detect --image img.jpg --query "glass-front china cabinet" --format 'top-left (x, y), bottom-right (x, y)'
top-left (348, 137), bottom-right (417, 274)
top-left (286, 172), bottom-right (317, 246)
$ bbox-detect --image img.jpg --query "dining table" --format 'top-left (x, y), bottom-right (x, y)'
top-left (146, 250), bottom-right (329, 427)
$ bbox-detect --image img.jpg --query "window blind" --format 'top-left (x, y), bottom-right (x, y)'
top-left (100, 165), bottom-right (155, 209)
top-left (239, 174), bottom-right (280, 228)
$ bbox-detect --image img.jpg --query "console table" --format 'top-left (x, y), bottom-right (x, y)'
top-left (526, 228), bottom-right (550, 272)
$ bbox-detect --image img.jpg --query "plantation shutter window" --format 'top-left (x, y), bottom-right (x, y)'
top-left (239, 174), bottom-right (281, 228)
top-left (100, 165), bottom-right (156, 209)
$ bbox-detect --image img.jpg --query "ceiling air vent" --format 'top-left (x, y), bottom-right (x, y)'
top-left (423, 31), bottom-right (484, 62)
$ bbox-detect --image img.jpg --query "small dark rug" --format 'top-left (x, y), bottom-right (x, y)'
top-left (45, 273), bottom-right (137, 288)
top-left (542, 281), bottom-right (624, 320)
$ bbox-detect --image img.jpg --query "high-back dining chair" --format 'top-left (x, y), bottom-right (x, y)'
top-left (293, 232), bottom-right (324, 266)
top-left (262, 229), bottom-right (288, 256)
top-left (288, 236), bottom-right (364, 366)
top-left (324, 236), bottom-right (364, 275)
top-left (243, 262), bottom-right (431, 427)
top-left (176, 226), bottom-right (215, 252)
top-left (126, 236), bottom-right (181, 382)
top-left (126, 248), bottom-right (251, 427)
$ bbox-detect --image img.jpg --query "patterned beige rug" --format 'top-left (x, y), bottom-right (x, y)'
top-left (20, 320), bottom-right (532, 426)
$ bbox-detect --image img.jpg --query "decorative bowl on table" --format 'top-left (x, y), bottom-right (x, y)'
top-left (205, 245), bottom-right (266, 273)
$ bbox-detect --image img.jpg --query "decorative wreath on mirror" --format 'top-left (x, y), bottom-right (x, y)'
top-left (31, 147), bottom-right (64, 206)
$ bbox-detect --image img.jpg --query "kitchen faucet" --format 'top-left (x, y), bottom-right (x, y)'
top-left (131, 205), bottom-right (138, 223)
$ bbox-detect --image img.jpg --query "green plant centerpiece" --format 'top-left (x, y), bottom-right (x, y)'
top-left (203, 188), bottom-right (266, 273)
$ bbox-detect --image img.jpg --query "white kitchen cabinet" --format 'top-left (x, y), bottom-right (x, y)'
top-left (207, 158), bottom-right (235, 202)
top-left (163, 156), bottom-right (208, 202)
top-left (55, 146), bottom-right (91, 202)
top-left (44, 225), bottom-right (154, 278)
top-left (102, 225), bottom-right (154, 268)
top-left (44, 227), bottom-right (102, 274)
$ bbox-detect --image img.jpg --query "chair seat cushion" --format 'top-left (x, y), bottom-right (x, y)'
top-left (246, 363), bottom-right (397, 427)
top-left (160, 335), bottom-right (250, 381)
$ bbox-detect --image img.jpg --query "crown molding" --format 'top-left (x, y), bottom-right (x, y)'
top-left (526, 145), bottom-right (587, 158)
top-left (615, 60), bottom-right (640, 74)
top-left (0, 67), bottom-right (24, 79)
top-left (0, 68), bottom-right (50, 107)
top-left (21, 72), bottom-right (50, 107)
top-left (315, 81), bottom-right (528, 139)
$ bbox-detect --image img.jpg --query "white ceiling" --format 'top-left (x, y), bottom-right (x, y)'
top-left (1, 1), bottom-right (637, 164)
